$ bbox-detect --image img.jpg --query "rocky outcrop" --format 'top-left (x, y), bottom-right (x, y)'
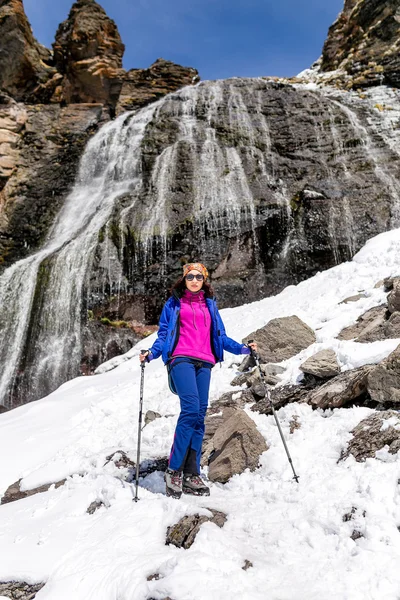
top-left (206, 409), bottom-right (268, 483)
top-left (320, 0), bottom-right (400, 89)
top-left (341, 410), bottom-right (400, 461)
top-left (243, 316), bottom-right (316, 364)
top-left (0, 0), bottom-right (55, 101)
top-left (308, 365), bottom-right (373, 409)
top-left (52, 0), bottom-right (124, 108)
top-left (117, 59), bottom-right (199, 115)
top-left (300, 349), bottom-right (340, 379)
top-left (166, 510), bottom-right (227, 549)
top-left (367, 343), bottom-right (400, 403)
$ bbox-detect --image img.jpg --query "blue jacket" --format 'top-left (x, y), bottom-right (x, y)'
top-left (149, 293), bottom-right (245, 364)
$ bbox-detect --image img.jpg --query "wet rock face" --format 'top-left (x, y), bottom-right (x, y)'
top-left (321, 0), bottom-right (400, 89)
top-left (0, 0), bottom-right (55, 101)
top-left (53, 0), bottom-right (125, 108)
top-left (104, 80), bottom-right (400, 321)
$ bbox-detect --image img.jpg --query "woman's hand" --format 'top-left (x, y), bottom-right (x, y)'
top-left (248, 341), bottom-right (258, 353)
top-left (139, 350), bottom-right (149, 363)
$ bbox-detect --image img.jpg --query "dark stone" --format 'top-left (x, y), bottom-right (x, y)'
top-left (367, 344), bottom-right (400, 404)
top-left (87, 500), bottom-right (105, 514)
top-left (252, 384), bottom-right (310, 416)
top-left (337, 306), bottom-right (388, 343)
top-left (80, 319), bottom-right (139, 375)
top-left (341, 410), bottom-right (400, 462)
top-left (166, 510), bottom-right (227, 549)
top-left (308, 365), bottom-right (373, 409)
top-left (1, 478), bottom-right (66, 505)
top-left (0, 581), bottom-right (45, 600)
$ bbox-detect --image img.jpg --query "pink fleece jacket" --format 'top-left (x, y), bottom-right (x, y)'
top-left (172, 289), bottom-right (216, 364)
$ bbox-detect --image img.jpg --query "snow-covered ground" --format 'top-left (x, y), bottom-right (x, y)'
top-left (1, 229), bottom-right (400, 600)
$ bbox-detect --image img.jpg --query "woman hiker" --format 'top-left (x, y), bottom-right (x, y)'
top-left (139, 262), bottom-right (257, 499)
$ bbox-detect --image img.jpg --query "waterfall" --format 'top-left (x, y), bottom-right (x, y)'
top-left (0, 102), bottom-right (159, 409)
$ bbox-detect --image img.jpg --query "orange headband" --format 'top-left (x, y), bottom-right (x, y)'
top-left (182, 263), bottom-right (209, 279)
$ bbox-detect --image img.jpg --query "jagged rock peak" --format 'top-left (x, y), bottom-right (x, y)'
top-left (320, 0), bottom-right (400, 89)
top-left (0, 0), bottom-right (55, 100)
top-left (52, 0), bottom-right (125, 105)
top-left (54, 0), bottom-right (125, 70)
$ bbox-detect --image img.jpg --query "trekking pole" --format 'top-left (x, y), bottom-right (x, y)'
top-left (134, 350), bottom-right (147, 502)
top-left (248, 340), bottom-right (300, 483)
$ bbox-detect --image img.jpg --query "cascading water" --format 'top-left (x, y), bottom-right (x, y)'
top-left (0, 102), bottom-right (159, 409)
top-left (2, 78), bottom-right (400, 409)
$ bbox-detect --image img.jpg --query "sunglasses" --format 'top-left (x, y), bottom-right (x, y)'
top-left (186, 274), bottom-right (204, 281)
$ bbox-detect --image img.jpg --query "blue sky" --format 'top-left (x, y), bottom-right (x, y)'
top-left (24, 0), bottom-right (344, 80)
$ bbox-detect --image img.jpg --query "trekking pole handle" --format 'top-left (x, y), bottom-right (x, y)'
top-left (140, 349), bottom-right (148, 368)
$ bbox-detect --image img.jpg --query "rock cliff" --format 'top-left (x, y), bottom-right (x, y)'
top-left (320, 0), bottom-right (400, 89)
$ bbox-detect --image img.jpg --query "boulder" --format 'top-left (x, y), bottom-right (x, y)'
top-left (166, 509), bottom-right (227, 549)
top-left (367, 344), bottom-right (400, 404)
top-left (1, 478), bottom-right (66, 505)
top-left (300, 349), bottom-right (340, 379)
top-left (0, 0), bottom-right (55, 100)
top-left (388, 279), bottom-right (400, 314)
top-left (337, 306), bottom-right (387, 342)
top-left (201, 390), bottom-right (254, 465)
top-left (307, 365), bottom-right (373, 409)
top-left (207, 409), bottom-right (268, 483)
top-left (243, 316), bottom-right (316, 364)
top-left (341, 410), bottom-right (400, 462)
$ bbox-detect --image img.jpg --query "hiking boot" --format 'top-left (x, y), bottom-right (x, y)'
top-left (182, 473), bottom-right (210, 496)
top-left (164, 468), bottom-right (183, 499)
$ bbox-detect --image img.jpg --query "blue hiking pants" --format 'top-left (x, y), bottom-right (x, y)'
top-left (168, 360), bottom-right (212, 474)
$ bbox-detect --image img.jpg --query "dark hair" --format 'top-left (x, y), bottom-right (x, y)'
top-left (171, 276), bottom-right (215, 299)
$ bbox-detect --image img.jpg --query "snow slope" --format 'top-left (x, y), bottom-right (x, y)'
top-left (1, 229), bottom-right (400, 600)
